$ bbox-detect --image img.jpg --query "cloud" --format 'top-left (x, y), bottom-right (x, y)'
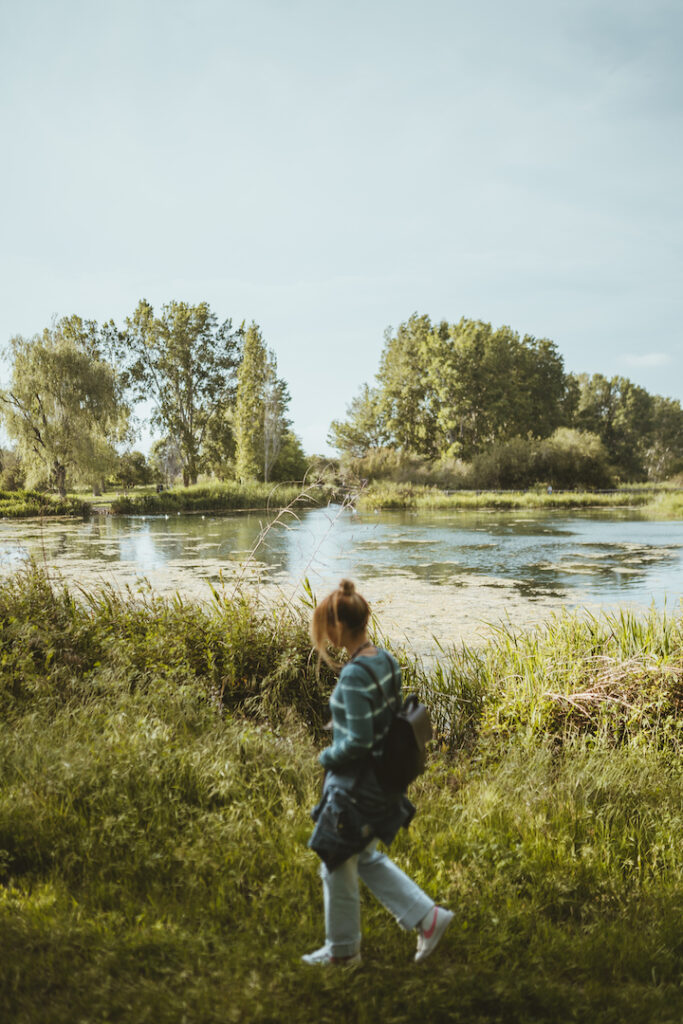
top-left (623, 353), bottom-right (672, 368)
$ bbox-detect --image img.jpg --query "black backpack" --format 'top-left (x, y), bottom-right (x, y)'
top-left (355, 658), bottom-right (433, 792)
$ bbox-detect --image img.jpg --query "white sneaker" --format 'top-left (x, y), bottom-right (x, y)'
top-left (301, 944), bottom-right (361, 967)
top-left (415, 906), bottom-right (454, 963)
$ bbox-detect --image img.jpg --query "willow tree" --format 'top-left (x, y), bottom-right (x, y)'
top-left (120, 300), bottom-right (241, 485)
top-left (234, 323), bottom-right (293, 482)
top-left (0, 317), bottom-right (129, 495)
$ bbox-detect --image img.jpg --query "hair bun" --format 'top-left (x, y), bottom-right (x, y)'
top-left (339, 579), bottom-right (355, 596)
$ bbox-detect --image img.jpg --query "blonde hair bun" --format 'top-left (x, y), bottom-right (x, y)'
top-left (339, 579), bottom-right (355, 596)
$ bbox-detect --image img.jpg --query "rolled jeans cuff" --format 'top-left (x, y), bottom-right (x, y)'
top-left (398, 894), bottom-right (435, 931)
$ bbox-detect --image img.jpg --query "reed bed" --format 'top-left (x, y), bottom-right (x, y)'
top-left (109, 480), bottom-right (336, 515)
top-left (0, 566), bottom-right (681, 1023)
top-left (0, 489), bottom-right (91, 519)
top-left (358, 483), bottom-right (666, 512)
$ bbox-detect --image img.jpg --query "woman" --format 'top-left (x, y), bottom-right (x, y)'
top-left (303, 579), bottom-right (453, 966)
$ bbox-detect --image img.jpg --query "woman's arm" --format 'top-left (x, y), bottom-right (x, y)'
top-left (319, 669), bottom-right (374, 770)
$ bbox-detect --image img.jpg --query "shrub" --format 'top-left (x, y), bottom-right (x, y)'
top-left (469, 429), bottom-right (614, 490)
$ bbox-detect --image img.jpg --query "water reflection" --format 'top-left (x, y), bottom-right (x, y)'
top-left (0, 506), bottom-right (681, 610)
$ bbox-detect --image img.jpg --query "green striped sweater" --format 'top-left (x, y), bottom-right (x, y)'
top-left (319, 649), bottom-right (402, 771)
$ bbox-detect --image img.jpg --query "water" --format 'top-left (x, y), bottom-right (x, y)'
top-left (1, 506), bottom-right (681, 653)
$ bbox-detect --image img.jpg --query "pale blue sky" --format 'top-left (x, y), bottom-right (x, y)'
top-left (1, 0), bottom-right (682, 455)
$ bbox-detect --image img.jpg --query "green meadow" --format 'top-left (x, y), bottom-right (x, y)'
top-left (0, 566), bottom-right (681, 1023)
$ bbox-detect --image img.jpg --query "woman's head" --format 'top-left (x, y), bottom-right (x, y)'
top-left (311, 579), bottom-right (370, 667)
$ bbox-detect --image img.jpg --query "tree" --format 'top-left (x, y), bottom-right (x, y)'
top-left (645, 395), bottom-right (683, 480)
top-left (120, 300), bottom-right (241, 486)
top-left (113, 451), bottom-right (153, 491)
top-left (234, 323), bottom-right (295, 482)
top-left (574, 374), bottom-right (654, 478)
top-left (329, 314), bottom-right (574, 460)
top-left (201, 408), bottom-right (236, 480)
top-left (426, 320), bottom-right (571, 458)
top-left (376, 314), bottom-right (441, 456)
top-left (0, 317), bottom-right (129, 496)
top-left (328, 384), bottom-right (389, 456)
top-left (269, 430), bottom-right (308, 482)
top-left (149, 436), bottom-right (184, 486)
top-left (0, 448), bottom-right (24, 491)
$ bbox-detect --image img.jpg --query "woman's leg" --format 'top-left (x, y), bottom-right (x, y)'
top-left (321, 853), bottom-right (362, 957)
top-left (357, 839), bottom-right (434, 930)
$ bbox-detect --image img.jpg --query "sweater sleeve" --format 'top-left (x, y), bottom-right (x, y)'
top-left (319, 667), bottom-right (375, 770)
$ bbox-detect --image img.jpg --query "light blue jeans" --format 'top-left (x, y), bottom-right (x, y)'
top-left (321, 838), bottom-right (434, 957)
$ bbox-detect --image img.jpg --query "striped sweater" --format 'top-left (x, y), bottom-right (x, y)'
top-left (319, 649), bottom-right (402, 771)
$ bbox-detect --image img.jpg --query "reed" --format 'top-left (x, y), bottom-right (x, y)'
top-left (109, 480), bottom-right (336, 515)
top-left (0, 488), bottom-right (91, 518)
top-left (358, 483), bottom-right (660, 512)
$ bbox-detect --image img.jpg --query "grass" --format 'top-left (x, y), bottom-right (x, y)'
top-left (357, 482), bottom-right (680, 514)
top-left (645, 491), bottom-right (683, 518)
top-left (0, 566), bottom-right (682, 1023)
top-left (108, 480), bottom-right (336, 515)
top-left (0, 489), bottom-right (91, 519)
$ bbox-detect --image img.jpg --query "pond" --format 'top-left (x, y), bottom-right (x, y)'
top-left (1, 506), bottom-right (681, 655)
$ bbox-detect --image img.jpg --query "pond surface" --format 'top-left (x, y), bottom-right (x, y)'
top-left (1, 506), bottom-right (681, 655)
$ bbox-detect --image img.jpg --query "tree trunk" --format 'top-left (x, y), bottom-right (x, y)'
top-left (53, 463), bottom-right (67, 498)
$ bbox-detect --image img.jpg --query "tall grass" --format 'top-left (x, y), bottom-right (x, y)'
top-left (0, 489), bottom-right (91, 518)
top-left (109, 480), bottom-right (336, 515)
top-left (358, 483), bottom-right (657, 511)
top-left (0, 566), bottom-right (681, 1023)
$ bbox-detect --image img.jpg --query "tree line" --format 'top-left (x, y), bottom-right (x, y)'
top-left (0, 302), bottom-right (307, 496)
top-left (329, 314), bottom-right (683, 483)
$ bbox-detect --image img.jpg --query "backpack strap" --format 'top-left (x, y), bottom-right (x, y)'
top-left (350, 654), bottom-right (400, 714)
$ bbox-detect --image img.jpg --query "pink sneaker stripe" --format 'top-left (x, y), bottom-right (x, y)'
top-left (422, 908), bottom-right (438, 939)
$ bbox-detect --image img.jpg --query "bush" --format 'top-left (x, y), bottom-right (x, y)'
top-left (342, 447), bottom-right (471, 488)
top-left (469, 429), bottom-right (614, 490)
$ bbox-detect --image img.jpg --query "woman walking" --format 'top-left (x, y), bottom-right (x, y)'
top-left (303, 579), bottom-right (453, 966)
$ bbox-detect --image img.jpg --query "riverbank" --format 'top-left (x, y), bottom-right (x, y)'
top-left (357, 482), bottom-right (683, 516)
top-left (0, 566), bottom-right (681, 1023)
top-left (0, 489), bottom-right (91, 519)
top-left (3, 480), bottom-right (680, 520)
top-left (108, 480), bottom-right (337, 515)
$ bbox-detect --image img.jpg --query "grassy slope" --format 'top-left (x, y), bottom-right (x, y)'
top-left (0, 568), bottom-right (681, 1023)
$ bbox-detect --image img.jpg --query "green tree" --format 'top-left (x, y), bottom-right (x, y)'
top-left (426, 320), bottom-right (571, 458)
top-left (149, 436), bottom-right (184, 486)
top-left (113, 451), bottom-right (153, 491)
top-left (269, 430), bottom-right (308, 482)
top-left (0, 448), bottom-right (24, 491)
top-left (574, 374), bottom-right (654, 478)
top-left (234, 324), bottom-right (296, 482)
top-left (376, 314), bottom-right (440, 456)
top-left (120, 300), bottom-right (240, 485)
top-left (645, 395), bottom-right (683, 480)
top-left (330, 314), bottom-right (573, 460)
top-left (0, 317), bottom-right (129, 496)
top-left (201, 408), bottom-right (236, 480)
top-left (328, 384), bottom-right (388, 456)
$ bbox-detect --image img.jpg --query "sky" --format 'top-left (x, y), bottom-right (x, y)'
top-left (1, 0), bottom-right (682, 455)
